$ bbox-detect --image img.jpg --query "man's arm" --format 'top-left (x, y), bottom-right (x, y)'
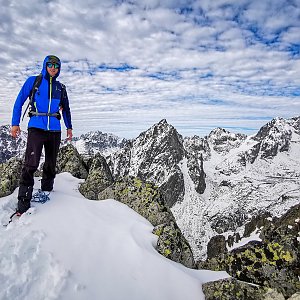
top-left (61, 86), bottom-right (73, 140)
top-left (11, 76), bottom-right (36, 138)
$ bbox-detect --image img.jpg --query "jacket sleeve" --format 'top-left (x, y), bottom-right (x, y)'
top-left (61, 86), bottom-right (73, 130)
top-left (11, 76), bottom-right (36, 126)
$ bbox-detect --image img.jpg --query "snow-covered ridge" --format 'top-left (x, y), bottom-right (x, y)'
top-left (0, 173), bottom-right (228, 300)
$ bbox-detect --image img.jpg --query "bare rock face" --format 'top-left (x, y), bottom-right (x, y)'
top-left (79, 153), bottom-right (114, 200)
top-left (206, 235), bottom-right (227, 259)
top-left (56, 144), bottom-right (88, 179)
top-left (203, 278), bottom-right (286, 300)
top-left (0, 157), bottom-right (23, 197)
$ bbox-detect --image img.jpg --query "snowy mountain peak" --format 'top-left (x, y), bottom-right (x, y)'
top-left (137, 119), bottom-right (180, 141)
top-left (207, 127), bottom-right (247, 155)
top-left (71, 130), bottom-right (128, 157)
top-left (250, 116), bottom-right (298, 160)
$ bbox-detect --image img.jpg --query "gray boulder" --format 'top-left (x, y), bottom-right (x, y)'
top-left (79, 153), bottom-right (114, 199)
top-left (202, 278), bottom-right (285, 300)
top-left (0, 157), bottom-right (23, 197)
top-left (56, 144), bottom-right (88, 179)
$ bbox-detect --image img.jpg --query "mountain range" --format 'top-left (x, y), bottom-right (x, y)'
top-left (1, 116), bottom-right (299, 262)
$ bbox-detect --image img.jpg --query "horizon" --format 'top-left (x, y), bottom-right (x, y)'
top-left (2, 115), bottom-right (299, 141)
top-left (1, 0), bottom-right (299, 139)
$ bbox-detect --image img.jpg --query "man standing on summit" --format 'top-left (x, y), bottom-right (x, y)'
top-left (11, 55), bottom-right (73, 214)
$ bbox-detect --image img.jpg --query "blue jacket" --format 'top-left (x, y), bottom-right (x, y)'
top-left (12, 56), bottom-right (72, 131)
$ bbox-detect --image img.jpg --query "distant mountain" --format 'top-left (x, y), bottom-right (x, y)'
top-left (107, 119), bottom-right (206, 207)
top-left (0, 125), bottom-right (27, 163)
top-left (1, 117), bottom-right (300, 262)
top-left (0, 126), bottom-right (127, 163)
top-left (173, 116), bottom-right (300, 259)
top-left (69, 131), bottom-right (128, 157)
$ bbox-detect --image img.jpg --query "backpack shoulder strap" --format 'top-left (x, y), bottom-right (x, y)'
top-left (29, 73), bottom-right (43, 105)
top-left (21, 74), bottom-right (43, 121)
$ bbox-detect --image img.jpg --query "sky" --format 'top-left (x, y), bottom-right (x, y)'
top-left (0, 0), bottom-right (300, 138)
top-left (0, 172), bottom-right (229, 299)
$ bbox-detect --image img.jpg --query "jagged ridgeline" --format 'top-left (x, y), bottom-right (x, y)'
top-left (1, 116), bottom-right (300, 298)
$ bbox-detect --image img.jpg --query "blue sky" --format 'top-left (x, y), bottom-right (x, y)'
top-left (0, 0), bottom-right (299, 138)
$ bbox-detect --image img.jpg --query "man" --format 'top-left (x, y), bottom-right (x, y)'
top-left (11, 55), bottom-right (73, 214)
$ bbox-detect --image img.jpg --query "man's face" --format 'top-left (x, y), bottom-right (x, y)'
top-left (46, 62), bottom-right (60, 77)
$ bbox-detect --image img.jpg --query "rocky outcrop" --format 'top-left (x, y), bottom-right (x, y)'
top-left (198, 203), bottom-right (300, 298)
top-left (206, 235), bottom-right (227, 259)
top-left (203, 278), bottom-right (286, 300)
top-left (0, 157), bottom-right (23, 197)
top-left (97, 176), bottom-right (195, 268)
top-left (79, 153), bottom-right (114, 199)
top-left (56, 144), bottom-right (88, 179)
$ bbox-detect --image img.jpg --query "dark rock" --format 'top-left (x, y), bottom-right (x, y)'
top-left (200, 204), bottom-right (300, 298)
top-left (243, 212), bottom-right (272, 237)
top-left (202, 278), bottom-right (284, 300)
top-left (0, 157), bottom-right (23, 197)
top-left (159, 167), bottom-right (185, 207)
top-left (207, 235), bottom-right (227, 259)
top-left (210, 211), bottom-right (248, 234)
top-left (186, 153), bottom-right (206, 194)
top-left (56, 144), bottom-right (88, 179)
top-left (251, 117), bottom-right (293, 160)
top-left (153, 221), bottom-right (195, 269)
top-left (79, 153), bottom-right (114, 199)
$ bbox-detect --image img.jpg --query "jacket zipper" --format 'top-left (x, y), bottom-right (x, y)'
top-left (47, 77), bottom-right (52, 130)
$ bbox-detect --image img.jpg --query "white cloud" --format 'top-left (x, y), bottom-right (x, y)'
top-left (1, 0), bottom-right (299, 138)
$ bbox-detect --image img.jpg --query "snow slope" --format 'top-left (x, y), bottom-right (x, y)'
top-left (0, 173), bottom-right (228, 300)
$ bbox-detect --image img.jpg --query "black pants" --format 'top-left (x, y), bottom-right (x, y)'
top-left (19, 128), bottom-right (61, 191)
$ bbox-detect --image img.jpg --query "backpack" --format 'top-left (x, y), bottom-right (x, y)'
top-left (21, 74), bottom-right (66, 121)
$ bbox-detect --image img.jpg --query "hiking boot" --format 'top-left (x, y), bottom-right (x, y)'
top-left (17, 185), bottom-right (33, 214)
top-left (41, 178), bottom-right (54, 192)
top-left (17, 198), bottom-right (31, 214)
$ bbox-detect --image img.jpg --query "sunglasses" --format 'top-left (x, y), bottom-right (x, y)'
top-left (46, 62), bottom-right (60, 69)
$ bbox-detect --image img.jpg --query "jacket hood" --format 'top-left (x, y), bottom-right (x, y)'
top-left (42, 55), bottom-right (61, 80)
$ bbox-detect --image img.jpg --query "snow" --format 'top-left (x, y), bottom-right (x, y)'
top-left (227, 229), bottom-right (262, 251)
top-left (0, 172), bottom-right (229, 300)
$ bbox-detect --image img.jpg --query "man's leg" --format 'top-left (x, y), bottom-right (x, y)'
top-left (18, 128), bottom-right (44, 213)
top-left (41, 131), bottom-right (61, 191)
